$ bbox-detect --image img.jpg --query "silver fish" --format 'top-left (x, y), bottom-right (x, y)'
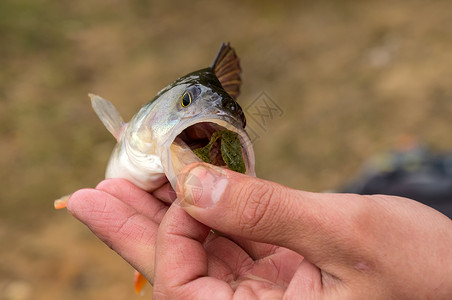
top-left (89, 43), bottom-right (255, 191)
top-left (53, 43), bottom-right (255, 293)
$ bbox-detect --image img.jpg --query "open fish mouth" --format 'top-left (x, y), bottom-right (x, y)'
top-left (164, 119), bottom-right (255, 188)
top-left (176, 122), bottom-right (231, 167)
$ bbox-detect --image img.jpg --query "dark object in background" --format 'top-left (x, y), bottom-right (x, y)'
top-left (340, 144), bottom-right (452, 219)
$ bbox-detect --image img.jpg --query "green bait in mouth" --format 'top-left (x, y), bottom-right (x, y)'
top-left (193, 130), bottom-right (246, 174)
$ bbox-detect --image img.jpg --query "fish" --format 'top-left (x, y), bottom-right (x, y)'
top-left (91, 42), bottom-right (255, 191)
top-left (55, 42), bottom-right (256, 293)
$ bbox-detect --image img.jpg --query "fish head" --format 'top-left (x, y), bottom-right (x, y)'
top-left (96, 43), bottom-right (255, 191)
top-left (150, 67), bottom-right (255, 188)
top-left (160, 68), bottom-right (245, 128)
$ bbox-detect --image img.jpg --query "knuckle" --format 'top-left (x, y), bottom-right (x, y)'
top-left (330, 195), bottom-right (381, 251)
top-left (151, 202), bottom-right (169, 223)
top-left (95, 178), bottom-right (128, 192)
top-left (234, 181), bottom-right (282, 236)
top-left (152, 289), bottom-right (170, 300)
top-left (347, 195), bottom-right (380, 229)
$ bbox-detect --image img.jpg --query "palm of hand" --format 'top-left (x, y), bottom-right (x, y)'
top-left (199, 233), bottom-right (306, 297)
top-left (153, 203), bottom-right (328, 299)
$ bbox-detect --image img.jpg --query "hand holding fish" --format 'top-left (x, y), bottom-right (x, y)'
top-left (68, 163), bottom-right (452, 299)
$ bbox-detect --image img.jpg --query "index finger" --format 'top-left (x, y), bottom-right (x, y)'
top-left (67, 184), bottom-right (161, 282)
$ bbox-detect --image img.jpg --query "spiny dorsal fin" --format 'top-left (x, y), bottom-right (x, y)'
top-left (211, 42), bottom-right (242, 99)
top-left (89, 93), bottom-right (125, 142)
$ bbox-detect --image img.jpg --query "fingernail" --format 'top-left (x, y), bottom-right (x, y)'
top-left (181, 165), bottom-right (228, 208)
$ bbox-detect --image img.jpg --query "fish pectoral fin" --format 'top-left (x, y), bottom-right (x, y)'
top-left (211, 42), bottom-right (242, 99)
top-left (54, 194), bottom-right (71, 209)
top-left (134, 270), bottom-right (148, 294)
top-left (89, 93), bottom-right (125, 142)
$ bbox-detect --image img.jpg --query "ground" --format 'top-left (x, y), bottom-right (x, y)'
top-left (1, 0), bottom-right (452, 299)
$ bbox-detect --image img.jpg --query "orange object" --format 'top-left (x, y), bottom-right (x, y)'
top-left (54, 194), bottom-right (70, 209)
top-left (134, 270), bottom-right (148, 294)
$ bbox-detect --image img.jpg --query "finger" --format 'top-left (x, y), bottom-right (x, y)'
top-left (285, 259), bottom-right (322, 298)
top-left (96, 178), bottom-right (168, 223)
top-left (176, 163), bottom-right (373, 272)
top-left (226, 235), bottom-right (279, 260)
top-left (202, 233), bottom-right (255, 279)
top-left (240, 246), bottom-right (304, 287)
top-left (153, 204), bottom-right (233, 299)
top-left (67, 188), bottom-right (158, 281)
top-left (151, 182), bottom-right (177, 204)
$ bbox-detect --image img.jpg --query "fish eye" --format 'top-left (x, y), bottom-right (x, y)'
top-left (181, 91), bottom-right (192, 107)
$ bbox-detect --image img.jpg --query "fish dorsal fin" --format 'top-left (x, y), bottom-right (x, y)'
top-left (89, 93), bottom-right (125, 141)
top-left (211, 42), bottom-right (242, 99)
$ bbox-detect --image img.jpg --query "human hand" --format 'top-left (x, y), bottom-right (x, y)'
top-left (66, 178), bottom-right (176, 284)
top-left (68, 163), bottom-right (452, 299)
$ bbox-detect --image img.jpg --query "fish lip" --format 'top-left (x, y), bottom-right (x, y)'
top-left (162, 114), bottom-right (243, 147)
top-left (160, 114), bottom-right (256, 189)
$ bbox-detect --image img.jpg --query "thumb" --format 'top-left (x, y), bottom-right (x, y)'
top-left (176, 163), bottom-right (365, 269)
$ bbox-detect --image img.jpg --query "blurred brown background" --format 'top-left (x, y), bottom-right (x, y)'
top-left (1, 0), bottom-right (452, 299)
